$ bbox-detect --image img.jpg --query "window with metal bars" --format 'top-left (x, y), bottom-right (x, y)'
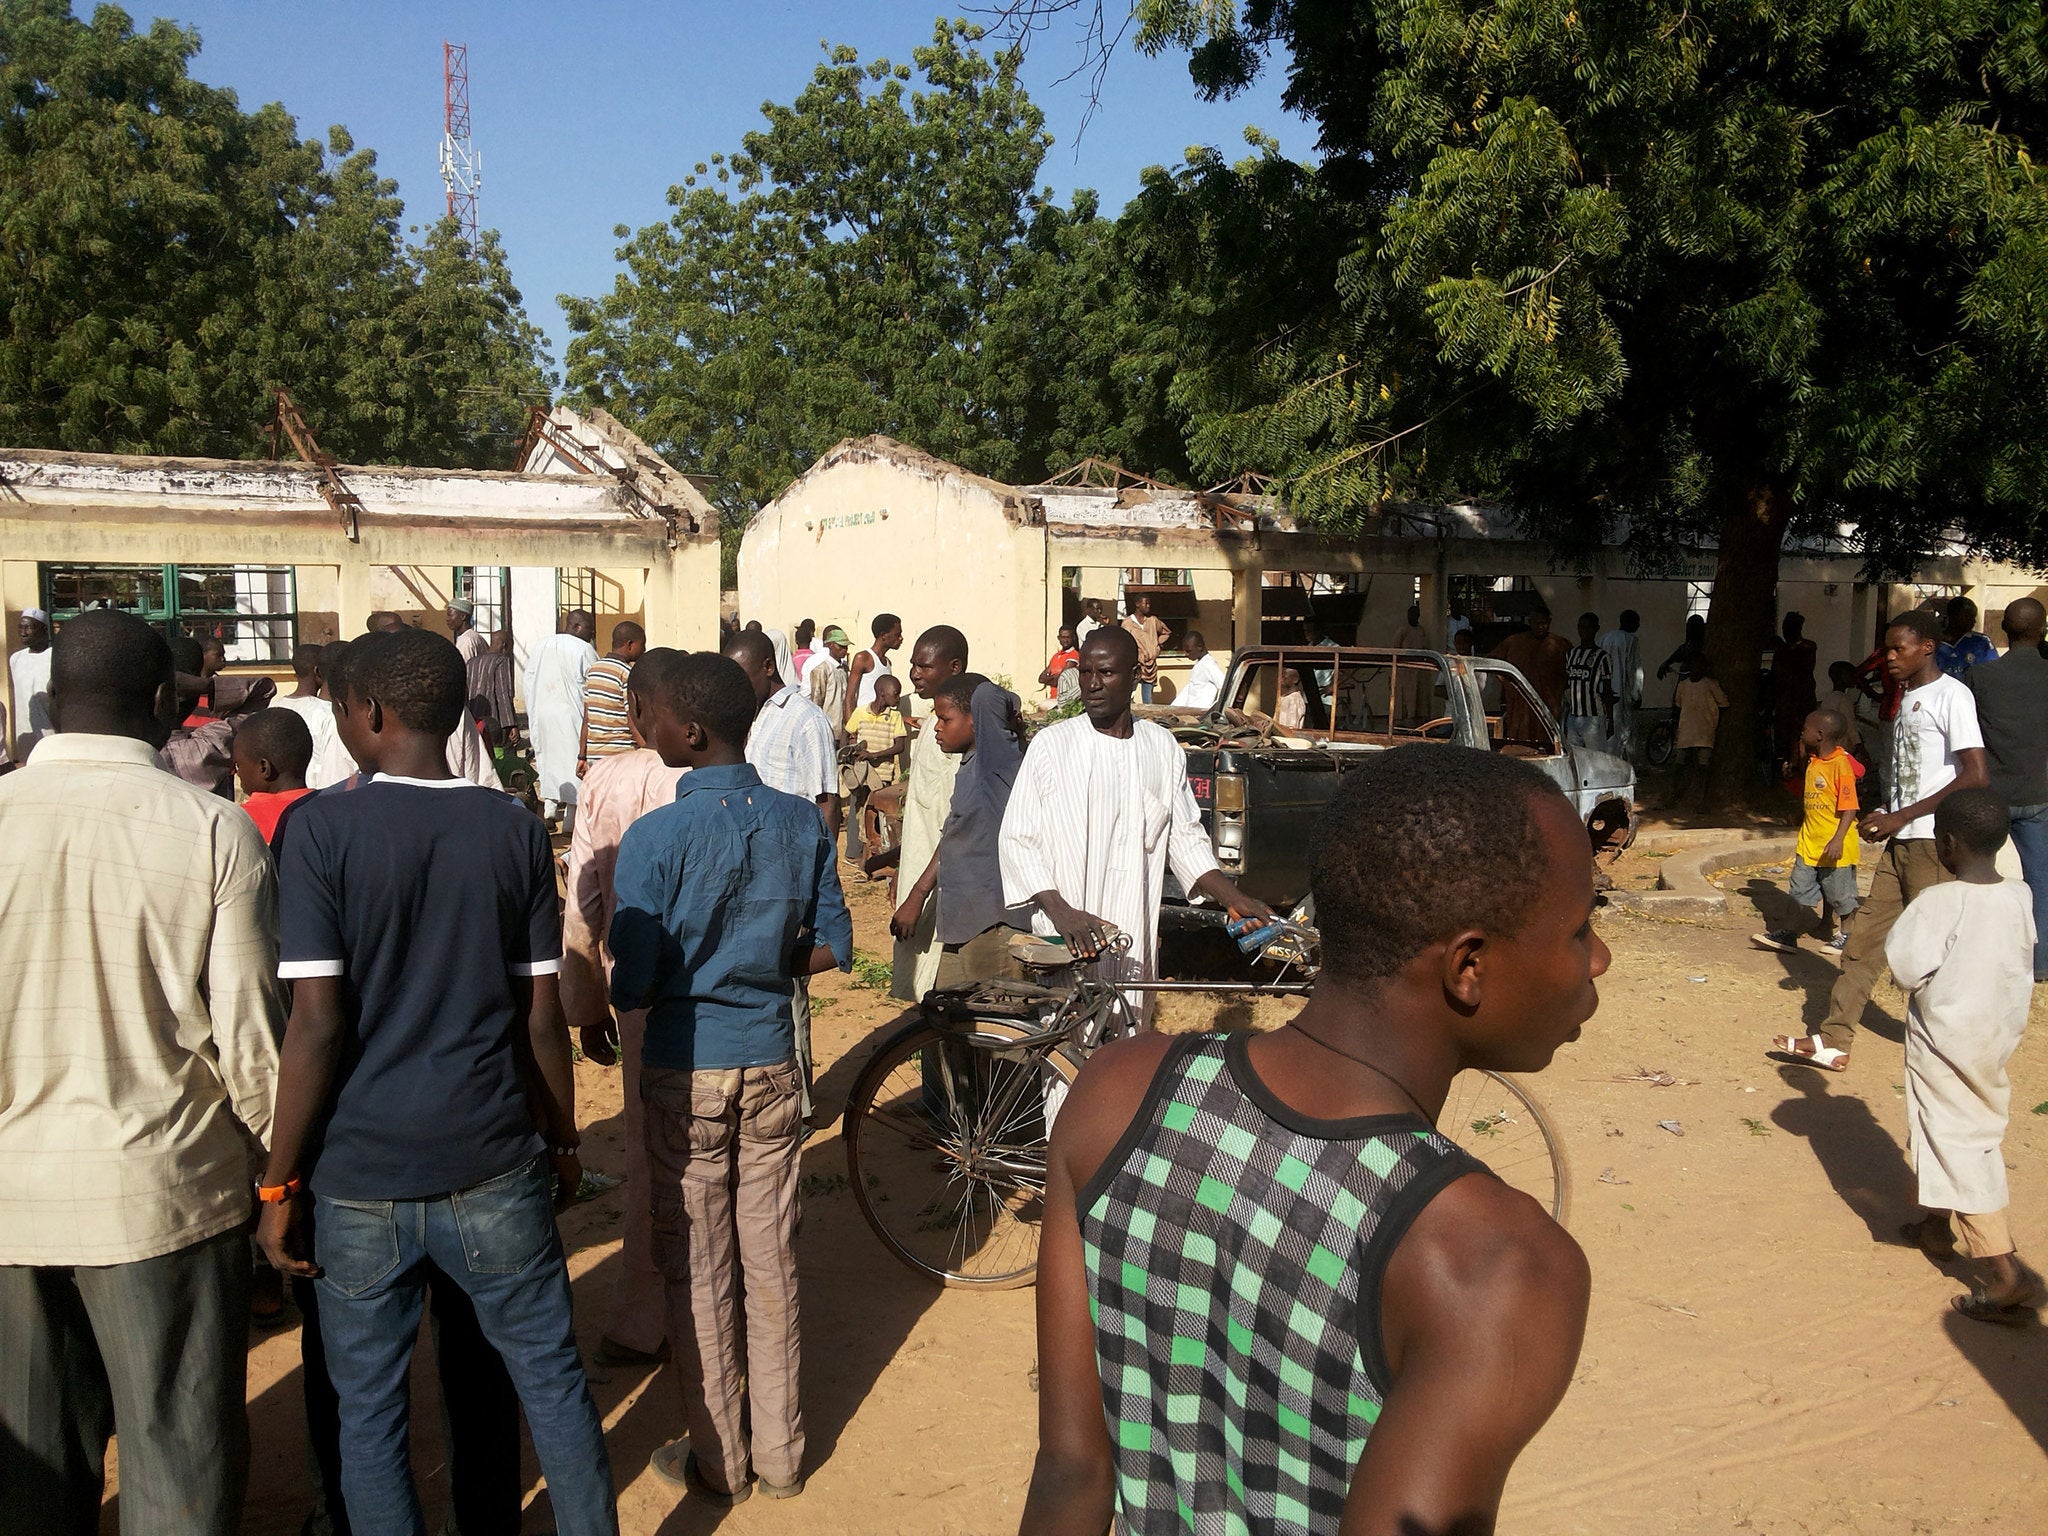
top-left (41, 564), bottom-right (297, 663)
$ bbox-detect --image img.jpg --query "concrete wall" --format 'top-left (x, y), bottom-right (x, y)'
top-left (740, 447), bottom-right (1049, 697)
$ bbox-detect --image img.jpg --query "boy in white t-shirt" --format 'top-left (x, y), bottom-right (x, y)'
top-left (1773, 610), bottom-right (1988, 1072)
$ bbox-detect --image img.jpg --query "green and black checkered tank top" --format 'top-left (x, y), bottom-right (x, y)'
top-left (1078, 1031), bottom-right (1485, 1534)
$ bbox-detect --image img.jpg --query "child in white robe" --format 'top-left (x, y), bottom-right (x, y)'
top-left (1889, 787), bottom-right (2040, 1324)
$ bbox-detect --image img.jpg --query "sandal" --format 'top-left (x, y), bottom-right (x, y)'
top-left (1952, 1289), bottom-right (2037, 1328)
top-left (1770, 1033), bottom-right (1850, 1072)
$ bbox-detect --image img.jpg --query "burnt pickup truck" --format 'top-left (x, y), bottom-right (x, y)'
top-left (1156, 645), bottom-right (1636, 943)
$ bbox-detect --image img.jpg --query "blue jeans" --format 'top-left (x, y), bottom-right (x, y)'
top-left (2011, 803), bottom-right (2048, 980)
top-left (313, 1155), bottom-right (618, 1536)
top-left (1140, 681), bottom-right (1155, 703)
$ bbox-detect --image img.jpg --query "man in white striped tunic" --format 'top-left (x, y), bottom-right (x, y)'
top-left (1000, 628), bottom-right (1270, 1026)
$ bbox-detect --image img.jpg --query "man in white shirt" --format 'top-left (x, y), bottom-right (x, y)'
top-left (1595, 610), bottom-right (1645, 763)
top-left (1001, 627), bottom-right (1271, 1026)
top-left (1776, 609), bottom-right (1987, 1072)
top-left (447, 597), bottom-right (487, 663)
top-left (524, 609), bottom-right (599, 831)
top-left (1178, 630), bottom-right (1228, 712)
top-left (0, 609), bottom-right (281, 1530)
top-left (8, 606), bottom-right (53, 760)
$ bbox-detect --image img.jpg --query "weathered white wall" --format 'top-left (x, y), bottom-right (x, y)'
top-left (740, 446), bottom-right (1049, 695)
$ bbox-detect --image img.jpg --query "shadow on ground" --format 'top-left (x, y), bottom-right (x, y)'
top-left (1769, 1063), bottom-right (1916, 1244)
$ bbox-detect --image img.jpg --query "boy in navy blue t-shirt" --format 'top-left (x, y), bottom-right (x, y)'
top-left (610, 651), bottom-right (852, 1505)
top-left (257, 627), bottom-right (618, 1536)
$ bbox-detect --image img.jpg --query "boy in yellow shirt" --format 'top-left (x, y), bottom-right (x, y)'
top-left (841, 675), bottom-right (910, 860)
top-left (1754, 707), bottom-right (1862, 956)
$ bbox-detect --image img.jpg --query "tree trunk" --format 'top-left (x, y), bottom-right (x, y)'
top-left (1703, 478), bottom-right (1793, 809)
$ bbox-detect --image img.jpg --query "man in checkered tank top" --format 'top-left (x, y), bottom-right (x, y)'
top-left (1021, 746), bottom-right (1602, 1535)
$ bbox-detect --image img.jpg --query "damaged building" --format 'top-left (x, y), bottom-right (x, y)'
top-left (1, 405), bottom-right (721, 729)
top-left (740, 436), bottom-right (2048, 704)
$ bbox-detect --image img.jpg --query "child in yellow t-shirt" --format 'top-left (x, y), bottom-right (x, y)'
top-left (841, 675), bottom-right (910, 860)
top-left (1753, 707), bottom-right (1862, 956)
top-left (844, 676), bottom-right (908, 788)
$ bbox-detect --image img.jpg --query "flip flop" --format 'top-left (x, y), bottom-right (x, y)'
top-left (1952, 1290), bottom-right (2037, 1328)
top-left (1770, 1033), bottom-right (1850, 1071)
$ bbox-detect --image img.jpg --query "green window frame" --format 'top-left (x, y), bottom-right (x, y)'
top-left (40, 563), bottom-right (299, 664)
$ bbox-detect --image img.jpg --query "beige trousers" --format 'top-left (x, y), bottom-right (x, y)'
top-left (1820, 838), bottom-right (1952, 1053)
top-left (604, 1006), bottom-right (667, 1357)
top-left (643, 1059), bottom-right (805, 1493)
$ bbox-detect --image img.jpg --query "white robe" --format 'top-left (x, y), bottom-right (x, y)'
top-left (1000, 716), bottom-right (1219, 1023)
top-left (524, 633), bottom-right (597, 809)
top-left (892, 721), bottom-right (961, 1000)
top-left (1887, 878), bottom-right (2037, 1212)
top-left (1596, 628), bottom-right (1643, 761)
top-left (8, 645), bottom-right (52, 757)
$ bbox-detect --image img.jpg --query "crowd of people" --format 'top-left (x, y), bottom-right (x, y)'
top-left (1, 584), bottom-right (2041, 1535)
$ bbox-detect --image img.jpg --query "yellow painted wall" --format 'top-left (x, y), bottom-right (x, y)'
top-left (741, 455), bottom-right (1049, 695)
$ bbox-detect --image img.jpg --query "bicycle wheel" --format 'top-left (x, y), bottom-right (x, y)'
top-left (844, 1014), bottom-right (1078, 1289)
top-left (1439, 1069), bottom-right (1572, 1226)
top-left (1645, 718), bottom-right (1675, 768)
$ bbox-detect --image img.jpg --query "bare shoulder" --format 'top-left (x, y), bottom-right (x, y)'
top-left (1050, 1031), bottom-right (1184, 1196)
top-left (1390, 1170), bottom-right (1590, 1341)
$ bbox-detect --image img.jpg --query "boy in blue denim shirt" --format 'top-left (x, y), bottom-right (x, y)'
top-left (257, 627), bottom-right (617, 1536)
top-left (611, 650), bottom-right (853, 1506)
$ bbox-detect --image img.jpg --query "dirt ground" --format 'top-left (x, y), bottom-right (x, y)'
top-left (113, 844), bottom-right (2048, 1535)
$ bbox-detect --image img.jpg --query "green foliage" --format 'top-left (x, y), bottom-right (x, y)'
top-left (562, 20), bottom-right (1186, 569)
top-left (1117, 0), bottom-right (2048, 795)
top-left (851, 951), bottom-right (895, 990)
top-left (0, 0), bottom-right (554, 465)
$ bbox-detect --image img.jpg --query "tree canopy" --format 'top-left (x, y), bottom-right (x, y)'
top-left (0, 0), bottom-right (553, 467)
top-left (1116, 0), bottom-right (2048, 794)
top-left (561, 20), bottom-right (1184, 569)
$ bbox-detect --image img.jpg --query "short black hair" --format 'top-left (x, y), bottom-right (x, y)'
top-left (649, 651), bottom-right (757, 747)
top-left (1947, 594), bottom-right (1979, 628)
top-left (168, 635), bottom-right (205, 676)
top-left (235, 707), bottom-right (314, 776)
top-left (1887, 609), bottom-right (1941, 646)
top-left (722, 629), bottom-right (774, 671)
top-left (611, 619), bottom-right (646, 648)
top-left (627, 646), bottom-right (684, 699)
top-left (1184, 629), bottom-right (1206, 649)
top-left (1808, 707), bottom-right (1847, 743)
top-left (1312, 745), bottom-right (1562, 984)
top-left (291, 645), bottom-right (324, 680)
top-left (347, 628), bottom-right (467, 735)
top-left (872, 612), bottom-right (900, 639)
top-left (1936, 786), bottom-right (2009, 856)
top-left (872, 672), bottom-right (903, 698)
top-left (1081, 625), bottom-right (1138, 665)
top-left (49, 609), bottom-right (171, 719)
top-left (322, 641), bottom-right (355, 697)
top-left (931, 672), bottom-right (980, 712)
top-left (915, 624), bottom-right (968, 665)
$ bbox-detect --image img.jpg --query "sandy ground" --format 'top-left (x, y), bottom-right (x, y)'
top-left (107, 843), bottom-right (2048, 1534)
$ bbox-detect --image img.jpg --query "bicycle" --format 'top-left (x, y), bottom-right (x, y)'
top-left (841, 924), bottom-right (1572, 1289)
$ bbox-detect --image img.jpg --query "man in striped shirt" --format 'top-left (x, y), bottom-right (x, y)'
top-left (580, 621), bottom-right (646, 778)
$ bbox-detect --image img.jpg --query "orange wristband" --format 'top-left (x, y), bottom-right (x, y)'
top-left (256, 1177), bottom-right (302, 1204)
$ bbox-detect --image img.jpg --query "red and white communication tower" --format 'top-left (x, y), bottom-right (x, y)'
top-left (439, 41), bottom-right (481, 246)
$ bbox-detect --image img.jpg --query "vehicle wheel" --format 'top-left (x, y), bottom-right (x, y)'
top-left (1439, 1069), bottom-right (1572, 1226)
top-left (843, 1014), bottom-right (1078, 1289)
top-left (1645, 718), bottom-right (1675, 768)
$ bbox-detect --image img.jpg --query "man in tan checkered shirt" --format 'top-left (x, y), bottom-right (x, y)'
top-left (0, 609), bottom-right (283, 1533)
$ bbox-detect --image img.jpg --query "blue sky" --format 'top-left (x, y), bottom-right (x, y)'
top-left (112, 2), bottom-right (1307, 363)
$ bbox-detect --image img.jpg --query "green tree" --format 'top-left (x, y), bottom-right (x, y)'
top-left (563, 19), bottom-right (1184, 574)
top-left (0, 0), bottom-right (552, 467)
top-left (1116, 0), bottom-right (2048, 797)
